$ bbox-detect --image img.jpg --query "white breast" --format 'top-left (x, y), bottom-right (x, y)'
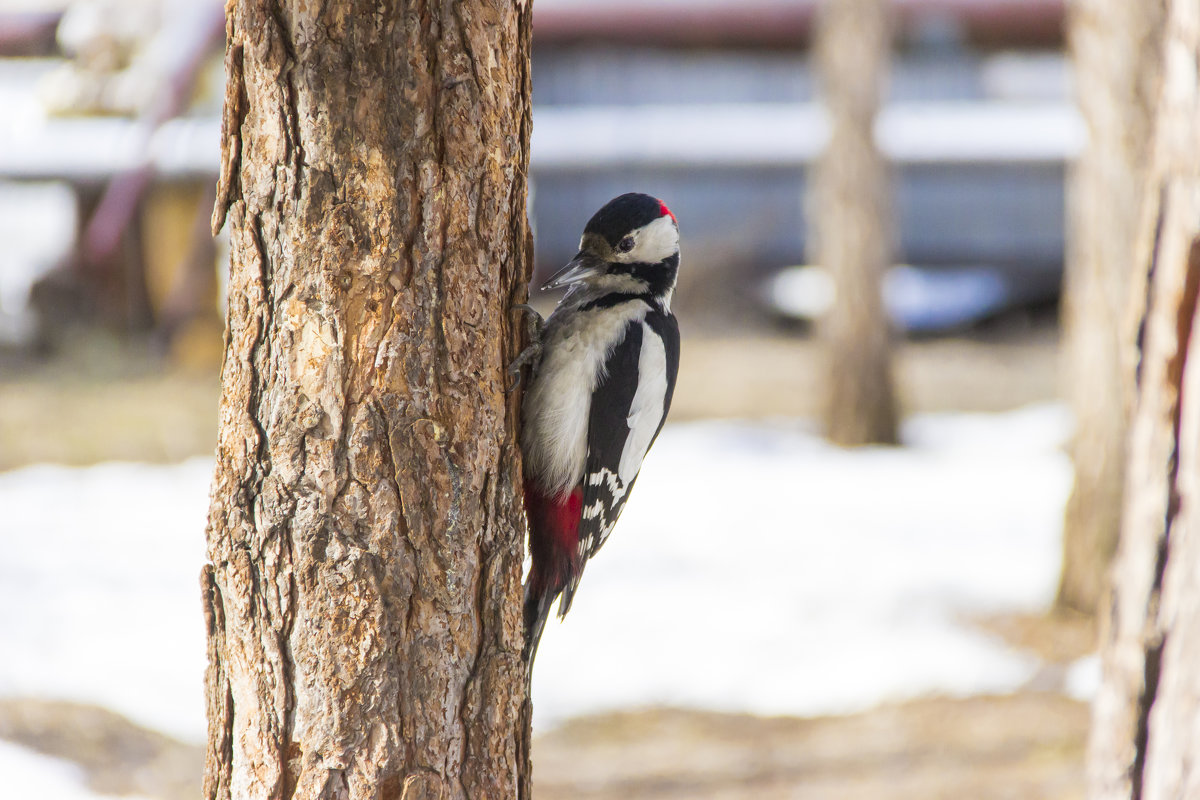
top-left (521, 300), bottom-right (650, 497)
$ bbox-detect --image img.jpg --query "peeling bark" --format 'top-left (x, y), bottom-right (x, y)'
top-left (202, 2), bottom-right (534, 798)
top-left (810, 0), bottom-right (899, 447)
top-left (1058, 0), bottom-right (1165, 616)
top-left (1089, 2), bottom-right (1200, 798)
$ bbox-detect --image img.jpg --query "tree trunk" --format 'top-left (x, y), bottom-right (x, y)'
top-left (202, 2), bottom-right (534, 799)
top-left (1088, 2), bottom-right (1200, 797)
top-left (1057, 0), bottom-right (1165, 616)
top-left (810, 0), bottom-right (899, 447)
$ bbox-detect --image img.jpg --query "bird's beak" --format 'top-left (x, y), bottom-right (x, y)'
top-left (542, 251), bottom-right (604, 290)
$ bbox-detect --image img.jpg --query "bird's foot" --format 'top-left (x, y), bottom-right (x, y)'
top-left (507, 304), bottom-right (544, 392)
top-left (513, 303), bottom-right (544, 340)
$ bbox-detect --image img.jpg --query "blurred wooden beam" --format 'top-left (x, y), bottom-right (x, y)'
top-left (534, 0), bottom-right (1065, 48)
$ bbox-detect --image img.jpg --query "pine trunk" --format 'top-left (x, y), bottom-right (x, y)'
top-left (811, 0), bottom-right (899, 447)
top-left (1089, 1), bottom-right (1200, 796)
top-left (1057, 0), bottom-right (1165, 616)
top-left (202, 2), bottom-right (534, 799)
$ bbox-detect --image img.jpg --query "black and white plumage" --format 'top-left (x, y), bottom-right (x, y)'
top-left (518, 192), bottom-right (681, 670)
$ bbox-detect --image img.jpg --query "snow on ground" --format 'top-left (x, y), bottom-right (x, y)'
top-left (0, 406), bottom-right (1072, 742)
top-left (0, 459), bottom-right (211, 743)
top-left (0, 739), bottom-right (153, 800)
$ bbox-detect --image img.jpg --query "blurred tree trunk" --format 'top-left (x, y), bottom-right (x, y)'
top-left (1088, 2), bottom-right (1200, 797)
top-left (1057, 0), bottom-right (1165, 616)
top-left (810, 0), bottom-right (899, 446)
top-left (202, 2), bottom-right (534, 799)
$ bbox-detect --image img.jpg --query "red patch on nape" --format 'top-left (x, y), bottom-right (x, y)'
top-left (658, 199), bottom-right (676, 223)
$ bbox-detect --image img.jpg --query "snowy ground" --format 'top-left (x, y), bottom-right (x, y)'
top-left (0, 405), bottom-right (1076, 792)
top-left (0, 459), bottom-right (211, 743)
top-left (0, 739), bottom-right (153, 800)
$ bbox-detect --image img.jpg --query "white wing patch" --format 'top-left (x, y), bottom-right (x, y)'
top-left (618, 322), bottom-right (668, 485)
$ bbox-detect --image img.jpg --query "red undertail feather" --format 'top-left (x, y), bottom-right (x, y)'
top-left (525, 484), bottom-right (583, 594)
top-left (523, 484), bottom-right (583, 668)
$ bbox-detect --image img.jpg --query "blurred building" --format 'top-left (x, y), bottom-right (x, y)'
top-left (0, 0), bottom-right (1075, 350)
top-left (0, 0), bottom-right (224, 357)
top-left (530, 0), bottom-right (1076, 331)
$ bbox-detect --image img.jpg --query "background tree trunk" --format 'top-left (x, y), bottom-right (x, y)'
top-left (1057, 0), bottom-right (1165, 616)
top-left (1088, 1), bottom-right (1200, 797)
top-left (202, 2), bottom-right (534, 799)
top-left (810, 0), bottom-right (899, 447)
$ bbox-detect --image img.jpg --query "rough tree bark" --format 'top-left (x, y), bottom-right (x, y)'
top-left (810, 0), bottom-right (899, 446)
top-left (1088, 2), bottom-right (1200, 797)
top-left (1057, 0), bottom-right (1165, 616)
top-left (201, 2), bottom-right (534, 799)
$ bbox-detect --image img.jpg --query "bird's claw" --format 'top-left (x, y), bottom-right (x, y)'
top-left (507, 304), bottom-right (544, 393)
top-left (506, 343), bottom-right (541, 392)
top-left (506, 366), bottom-right (523, 393)
top-left (512, 303), bottom-right (544, 340)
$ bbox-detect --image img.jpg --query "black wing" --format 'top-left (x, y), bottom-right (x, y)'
top-left (557, 310), bottom-right (680, 617)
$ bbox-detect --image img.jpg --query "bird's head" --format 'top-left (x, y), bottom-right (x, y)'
top-left (543, 193), bottom-right (680, 303)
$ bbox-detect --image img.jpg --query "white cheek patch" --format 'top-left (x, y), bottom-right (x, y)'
top-left (627, 215), bottom-right (679, 264)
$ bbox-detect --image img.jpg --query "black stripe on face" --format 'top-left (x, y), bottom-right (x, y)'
top-left (605, 253), bottom-right (679, 298)
top-left (579, 292), bottom-right (651, 312)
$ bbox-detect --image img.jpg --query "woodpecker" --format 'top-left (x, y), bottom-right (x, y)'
top-left (515, 192), bottom-right (681, 671)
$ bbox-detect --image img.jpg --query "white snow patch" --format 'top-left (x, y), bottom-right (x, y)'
top-left (0, 739), bottom-right (153, 800)
top-left (0, 406), bottom-right (1073, 740)
top-left (0, 458), bottom-right (212, 743)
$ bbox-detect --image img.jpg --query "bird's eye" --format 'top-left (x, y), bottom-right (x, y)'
top-left (618, 236), bottom-right (635, 253)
